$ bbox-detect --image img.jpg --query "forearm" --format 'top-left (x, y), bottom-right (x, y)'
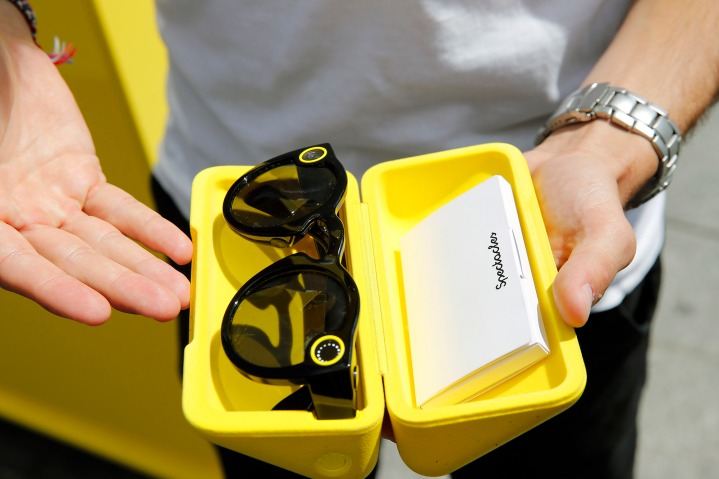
top-left (535, 0), bottom-right (719, 205)
top-left (0, 0), bottom-right (37, 94)
top-left (1, 0), bottom-right (63, 149)
top-left (0, 1), bottom-right (31, 141)
top-left (0, 0), bottom-right (35, 43)
top-left (586, 0), bottom-right (719, 132)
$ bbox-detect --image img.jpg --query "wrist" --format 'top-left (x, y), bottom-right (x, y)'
top-left (0, 0), bottom-right (35, 42)
top-left (535, 82), bottom-right (682, 208)
top-left (532, 121), bottom-right (659, 207)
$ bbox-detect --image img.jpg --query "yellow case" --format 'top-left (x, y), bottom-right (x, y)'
top-left (184, 143), bottom-right (586, 478)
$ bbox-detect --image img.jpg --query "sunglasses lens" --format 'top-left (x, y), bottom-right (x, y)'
top-left (229, 164), bottom-right (338, 228)
top-left (226, 270), bottom-right (351, 369)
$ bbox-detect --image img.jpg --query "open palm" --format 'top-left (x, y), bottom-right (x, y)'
top-left (0, 27), bottom-right (192, 325)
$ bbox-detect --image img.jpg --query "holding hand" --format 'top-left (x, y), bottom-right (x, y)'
top-left (524, 122), bottom-right (659, 327)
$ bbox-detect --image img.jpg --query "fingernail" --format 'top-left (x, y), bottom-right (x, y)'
top-left (582, 283), bottom-right (595, 313)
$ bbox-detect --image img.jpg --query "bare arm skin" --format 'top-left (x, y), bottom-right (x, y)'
top-left (525, 0), bottom-right (719, 326)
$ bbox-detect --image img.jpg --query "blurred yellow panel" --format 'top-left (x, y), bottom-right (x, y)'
top-left (92, 0), bottom-right (169, 167)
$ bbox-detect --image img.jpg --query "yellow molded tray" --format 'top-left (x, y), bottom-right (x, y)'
top-left (184, 143), bottom-right (586, 478)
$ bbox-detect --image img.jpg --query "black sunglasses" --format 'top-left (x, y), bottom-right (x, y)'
top-left (220, 144), bottom-right (360, 420)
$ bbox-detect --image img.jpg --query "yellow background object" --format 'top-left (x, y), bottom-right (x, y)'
top-left (0, 1), bottom-right (222, 478)
top-left (186, 144), bottom-right (587, 478)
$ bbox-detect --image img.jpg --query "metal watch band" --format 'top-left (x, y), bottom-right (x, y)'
top-left (535, 82), bottom-right (683, 208)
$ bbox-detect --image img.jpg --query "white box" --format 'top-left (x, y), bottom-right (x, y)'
top-left (400, 175), bottom-right (549, 408)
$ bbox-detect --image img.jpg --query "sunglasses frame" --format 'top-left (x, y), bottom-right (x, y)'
top-left (220, 144), bottom-right (360, 419)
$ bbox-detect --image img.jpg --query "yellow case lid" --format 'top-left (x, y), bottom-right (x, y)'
top-left (183, 143), bottom-right (586, 478)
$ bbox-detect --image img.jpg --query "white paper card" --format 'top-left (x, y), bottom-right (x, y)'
top-left (400, 175), bottom-right (549, 408)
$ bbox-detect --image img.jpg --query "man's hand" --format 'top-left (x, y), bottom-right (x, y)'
top-left (524, 122), bottom-right (658, 327)
top-left (0, 5), bottom-right (192, 325)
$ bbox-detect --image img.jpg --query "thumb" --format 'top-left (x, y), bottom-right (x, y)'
top-left (552, 220), bottom-right (636, 327)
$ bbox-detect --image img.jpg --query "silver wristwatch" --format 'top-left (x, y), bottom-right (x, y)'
top-left (535, 82), bottom-right (683, 209)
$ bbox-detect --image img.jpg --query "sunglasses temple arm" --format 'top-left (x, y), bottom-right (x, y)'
top-left (308, 215), bottom-right (345, 259)
top-left (308, 368), bottom-right (357, 419)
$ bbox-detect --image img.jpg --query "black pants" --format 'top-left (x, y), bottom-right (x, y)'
top-left (152, 176), bottom-right (661, 479)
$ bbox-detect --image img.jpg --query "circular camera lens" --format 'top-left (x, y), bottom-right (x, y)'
top-left (311, 336), bottom-right (344, 366)
top-left (299, 147), bottom-right (327, 163)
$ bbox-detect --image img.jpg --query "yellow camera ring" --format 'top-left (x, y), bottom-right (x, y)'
top-left (299, 146), bottom-right (328, 163)
top-left (310, 335), bottom-right (345, 366)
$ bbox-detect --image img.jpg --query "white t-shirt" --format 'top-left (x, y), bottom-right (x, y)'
top-left (153, 0), bottom-right (663, 311)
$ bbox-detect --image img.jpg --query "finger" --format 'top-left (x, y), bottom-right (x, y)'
top-left (552, 217), bottom-right (636, 327)
top-left (61, 213), bottom-right (190, 309)
top-left (0, 222), bottom-right (112, 325)
top-left (22, 225), bottom-right (183, 322)
top-left (83, 183), bottom-right (193, 266)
